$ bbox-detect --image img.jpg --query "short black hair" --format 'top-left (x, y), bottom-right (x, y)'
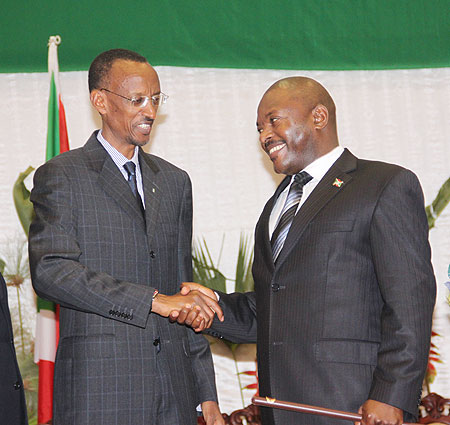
top-left (88, 49), bottom-right (148, 92)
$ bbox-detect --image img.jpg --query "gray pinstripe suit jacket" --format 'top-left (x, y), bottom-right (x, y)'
top-left (208, 149), bottom-right (436, 425)
top-left (29, 132), bottom-right (217, 425)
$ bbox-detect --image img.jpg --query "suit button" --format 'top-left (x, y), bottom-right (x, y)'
top-left (150, 250), bottom-right (155, 259)
top-left (271, 283), bottom-right (280, 292)
top-left (153, 338), bottom-right (160, 346)
top-left (13, 381), bottom-right (22, 390)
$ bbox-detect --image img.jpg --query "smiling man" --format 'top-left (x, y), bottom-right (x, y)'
top-left (29, 49), bottom-right (224, 425)
top-left (180, 76), bottom-right (436, 425)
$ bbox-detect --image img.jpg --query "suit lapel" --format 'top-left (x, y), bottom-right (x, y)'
top-left (139, 151), bottom-right (162, 244)
top-left (275, 149), bottom-right (357, 268)
top-left (84, 133), bottom-right (146, 226)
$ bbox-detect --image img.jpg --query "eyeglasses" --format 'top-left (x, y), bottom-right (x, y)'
top-left (100, 88), bottom-right (168, 108)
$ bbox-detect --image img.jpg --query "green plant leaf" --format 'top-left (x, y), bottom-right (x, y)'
top-left (13, 166), bottom-right (35, 237)
top-left (234, 233), bottom-right (254, 293)
top-left (221, 339), bottom-right (240, 354)
top-left (192, 238), bottom-right (227, 292)
top-left (426, 177), bottom-right (450, 230)
top-left (192, 234), bottom-right (256, 409)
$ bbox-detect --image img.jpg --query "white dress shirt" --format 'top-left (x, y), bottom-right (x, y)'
top-left (97, 130), bottom-right (145, 208)
top-left (269, 146), bottom-right (344, 237)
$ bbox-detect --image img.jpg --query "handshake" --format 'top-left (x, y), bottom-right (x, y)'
top-left (151, 282), bottom-right (224, 332)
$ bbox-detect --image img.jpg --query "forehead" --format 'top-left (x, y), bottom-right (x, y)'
top-left (257, 88), bottom-right (307, 120)
top-left (108, 60), bottom-right (160, 92)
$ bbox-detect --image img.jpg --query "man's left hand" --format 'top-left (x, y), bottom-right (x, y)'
top-left (201, 400), bottom-right (225, 425)
top-left (357, 399), bottom-right (403, 425)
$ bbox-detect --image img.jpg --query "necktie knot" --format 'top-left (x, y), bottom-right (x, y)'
top-left (293, 171), bottom-right (313, 188)
top-left (123, 161), bottom-right (136, 178)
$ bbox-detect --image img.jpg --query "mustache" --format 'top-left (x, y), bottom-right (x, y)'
top-left (140, 118), bottom-right (154, 125)
top-left (264, 139), bottom-right (285, 151)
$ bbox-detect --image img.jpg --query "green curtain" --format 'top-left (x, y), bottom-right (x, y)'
top-left (2, 0), bottom-right (448, 73)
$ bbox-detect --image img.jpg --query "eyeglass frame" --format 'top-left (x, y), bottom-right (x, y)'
top-left (100, 88), bottom-right (169, 108)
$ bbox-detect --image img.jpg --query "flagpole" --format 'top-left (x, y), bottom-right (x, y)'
top-left (35, 34), bottom-right (69, 425)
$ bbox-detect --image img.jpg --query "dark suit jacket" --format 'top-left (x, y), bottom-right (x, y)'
top-left (209, 149), bottom-right (436, 425)
top-left (29, 132), bottom-right (217, 425)
top-left (0, 272), bottom-right (28, 424)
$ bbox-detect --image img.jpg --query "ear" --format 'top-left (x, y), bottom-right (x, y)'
top-left (312, 104), bottom-right (328, 130)
top-left (90, 89), bottom-right (107, 115)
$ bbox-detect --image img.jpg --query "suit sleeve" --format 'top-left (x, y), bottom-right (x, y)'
top-left (29, 160), bottom-right (155, 328)
top-left (206, 291), bottom-right (258, 344)
top-left (176, 173), bottom-right (218, 403)
top-left (368, 168), bottom-right (436, 416)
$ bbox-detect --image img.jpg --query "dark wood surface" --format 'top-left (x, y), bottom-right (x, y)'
top-left (419, 393), bottom-right (450, 424)
top-left (198, 393), bottom-right (450, 425)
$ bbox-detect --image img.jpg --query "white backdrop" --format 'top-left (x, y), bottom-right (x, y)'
top-left (0, 66), bottom-right (449, 414)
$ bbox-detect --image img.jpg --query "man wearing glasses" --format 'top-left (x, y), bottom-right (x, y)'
top-left (29, 49), bottom-right (224, 425)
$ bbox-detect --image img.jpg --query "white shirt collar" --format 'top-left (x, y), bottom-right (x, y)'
top-left (96, 130), bottom-right (145, 206)
top-left (269, 145), bottom-right (344, 237)
top-left (302, 145), bottom-right (344, 182)
top-left (97, 129), bottom-right (140, 169)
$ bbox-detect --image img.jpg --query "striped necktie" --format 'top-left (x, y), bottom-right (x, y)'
top-left (271, 171), bottom-right (312, 262)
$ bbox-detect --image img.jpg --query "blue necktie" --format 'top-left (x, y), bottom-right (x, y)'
top-left (271, 171), bottom-right (312, 262)
top-left (123, 161), bottom-right (145, 218)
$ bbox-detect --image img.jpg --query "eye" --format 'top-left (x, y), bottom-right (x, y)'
top-left (131, 96), bottom-right (147, 106)
top-left (151, 94), bottom-right (161, 105)
top-left (270, 117), bottom-right (280, 124)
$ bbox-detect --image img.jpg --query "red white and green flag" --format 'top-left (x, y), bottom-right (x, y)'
top-left (34, 35), bottom-right (69, 424)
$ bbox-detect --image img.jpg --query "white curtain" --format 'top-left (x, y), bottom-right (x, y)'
top-left (1, 66), bottom-right (449, 413)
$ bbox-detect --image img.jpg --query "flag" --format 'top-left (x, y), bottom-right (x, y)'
top-left (34, 34), bottom-right (69, 424)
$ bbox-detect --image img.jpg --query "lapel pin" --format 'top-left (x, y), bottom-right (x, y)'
top-left (332, 178), bottom-right (344, 188)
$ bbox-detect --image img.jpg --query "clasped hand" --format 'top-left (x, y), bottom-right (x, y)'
top-left (151, 285), bottom-right (223, 332)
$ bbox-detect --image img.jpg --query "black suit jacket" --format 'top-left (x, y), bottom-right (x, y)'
top-left (209, 149), bottom-right (436, 425)
top-left (0, 272), bottom-right (27, 425)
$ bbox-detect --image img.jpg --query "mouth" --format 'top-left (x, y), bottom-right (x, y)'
top-left (264, 140), bottom-right (286, 160)
top-left (136, 120), bottom-right (154, 135)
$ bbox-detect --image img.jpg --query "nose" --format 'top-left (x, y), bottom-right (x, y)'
top-left (141, 101), bottom-right (157, 119)
top-left (259, 126), bottom-right (273, 147)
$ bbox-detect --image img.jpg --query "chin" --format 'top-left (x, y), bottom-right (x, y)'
top-left (273, 165), bottom-right (284, 175)
top-left (273, 162), bottom-right (298, 176)
top-left (272, 160), bottom-right (286, 174)
top-left (130, 138), bottom-right (150, 147)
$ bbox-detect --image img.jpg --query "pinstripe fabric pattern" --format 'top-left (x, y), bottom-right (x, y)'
top-left (270, 171), bottom-right (312, 261)
top-left (29, 132), bottom-right (217, 425)
top-left (209, 149), bottom-right (436, 425)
